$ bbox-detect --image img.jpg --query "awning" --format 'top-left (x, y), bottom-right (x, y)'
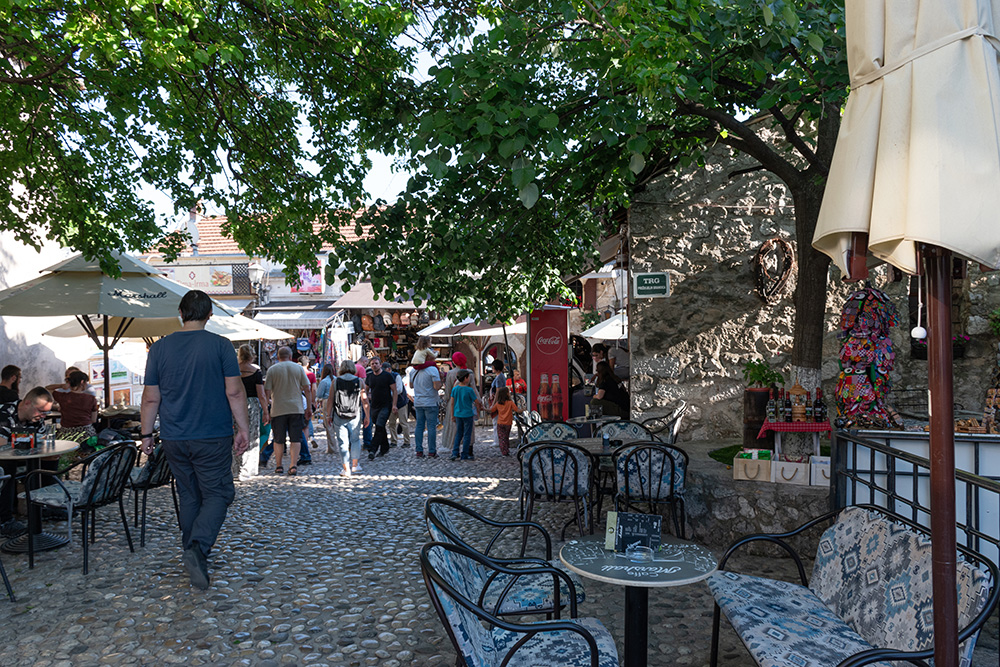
top-left (417, 318), bottom-right (474, 337)
top-left (252, 301), bottom-right (342, 330)
top-left (580, 312), bottom-right (627, 340)
top-left (331, 282), bottom-right (418, 310)
top-left (429, 315), bottom-right (527, 338)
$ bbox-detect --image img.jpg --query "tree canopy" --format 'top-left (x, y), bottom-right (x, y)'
top-left (1, 0), bottom-right (411, 270)
top-left (339, 0), bottom-right (849, 367)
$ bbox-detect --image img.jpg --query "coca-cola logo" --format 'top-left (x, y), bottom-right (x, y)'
top-left (534, 327), bottom-right (563, 355)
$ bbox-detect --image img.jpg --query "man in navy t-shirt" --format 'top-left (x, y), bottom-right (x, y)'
top-left (141, 290), bottom-right (249, 590)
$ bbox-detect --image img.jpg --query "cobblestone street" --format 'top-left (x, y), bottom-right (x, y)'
top-left (0, 425), bottom-right (995, 666)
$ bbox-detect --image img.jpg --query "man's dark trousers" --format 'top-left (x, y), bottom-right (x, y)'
top-left (368, 405), bottom-right (391, 456)
top-left (162, 437), bottom-right (235, 557)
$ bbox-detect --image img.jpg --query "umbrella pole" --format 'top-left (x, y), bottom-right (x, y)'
top-left (924, 246), bottom-right (959, 667)
top-left (103, 315), bottom-right (112, 408)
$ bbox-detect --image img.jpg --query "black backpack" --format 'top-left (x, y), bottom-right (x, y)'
top-left (333, 377), bottom-right (362, 420)
top-left (394, 372), bottom-right (408, 408)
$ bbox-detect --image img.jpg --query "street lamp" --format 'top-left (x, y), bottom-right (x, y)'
top-left (247, 262), bottom-right (270, 310)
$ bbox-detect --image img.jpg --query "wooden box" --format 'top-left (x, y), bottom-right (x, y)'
top-left (733, 457), bottom-right (773, 482)
top-left (810, 456), bottom-right (831, 486)
top-left (772, 458), bottom-right (810, 486)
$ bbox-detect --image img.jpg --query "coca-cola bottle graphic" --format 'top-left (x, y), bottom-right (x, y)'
top-left (537, 373), bottom-right (551, 420)
top-left (551, 374), bottom-right (562, 421)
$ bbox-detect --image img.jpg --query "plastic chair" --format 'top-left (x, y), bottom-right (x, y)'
top-left (23, 443), bottom-right (137, 574)
top-left (613, 441), bottom-right (689, 538)
top-left (128, 444), bottom-right (179, 547)
top-left (424, 497), bottom-right (585, 618)
top-left (521, 442), bottom-right (595, 539)
top-left (421, 541), bottom-right (620, 667)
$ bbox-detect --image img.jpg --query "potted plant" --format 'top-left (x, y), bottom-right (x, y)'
top-left (741, 359), bottom-right (785, 448)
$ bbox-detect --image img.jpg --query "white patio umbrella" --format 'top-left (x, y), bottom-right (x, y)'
top-left (580, 312), bottom-right (627, 341)
top-left (0, 251), bottom-right (235, 403)
top-left (43, 312), bottom-right (294, 342)
top-left (416, 317), bottom-right (475, 337)
top-left (813, 2), bottom-right (1000, 664)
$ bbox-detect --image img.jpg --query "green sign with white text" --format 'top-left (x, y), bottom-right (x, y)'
top-left (633, 272), bottom-right (670, 298)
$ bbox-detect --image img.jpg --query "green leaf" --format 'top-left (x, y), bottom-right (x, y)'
top-left (518, 183), bottom-right (539, 209)
top-left (539, 113), bottom-right (559, 129)
top-left (807, 33), bottom-right (824, 52)
top-left (629, 153), bottom-right (645, 175)
top-left (762, 4), bottom-right (774, 26)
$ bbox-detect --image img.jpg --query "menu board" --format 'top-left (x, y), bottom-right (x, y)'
top-left (606, 511), bottom-right (662, 552)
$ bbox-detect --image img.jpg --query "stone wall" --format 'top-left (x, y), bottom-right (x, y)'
top-left (628, 128), bottom-right (1000, 442)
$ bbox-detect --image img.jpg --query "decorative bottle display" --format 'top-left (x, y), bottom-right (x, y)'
top-left (550, 374), bottom-right (562, 421)
top-left (537, 373), bottom-right (551, 420)
top-left (814, 389), bottom-right (827, 423)
top-left (766, 389), bottom-right (777, 423)
top-left (790, 379), bottom-right (807, 422)
top-left (804, 391), bottom-right (814, 422)
top-left (782, 389), bottom-right (793, 422)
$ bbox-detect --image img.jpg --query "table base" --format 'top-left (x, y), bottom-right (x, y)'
top-left (624, 586), bottom-right (648, 667)
top-left (1, 531), bottom-right (70, 554)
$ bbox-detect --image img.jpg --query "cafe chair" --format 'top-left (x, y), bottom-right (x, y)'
top-left (0, 475), bottom-right (15, 601)
top-left (595, 421), bottom-right (656, 443)
top-left (613, 442), bottom-right (689, 538)
top-left (424, 497), bottom-right (585, 618)
top-left (521, 442), bottom-right (595, 539)
top-left (128, 444), bottom-right (179, 548)
top-left (640, 401), bottom-right (688, 445)
top-left (22, 443), bottom-right (138, 574)
top-left (421, 541), bottom-right (620, 667)
top-left (524, 421), bottom-right (579, 444)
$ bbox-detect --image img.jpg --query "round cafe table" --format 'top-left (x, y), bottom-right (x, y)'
top-left (0, 438), bottom-right (80, 554)
top-left (560, 534), bottom-right (717, 667)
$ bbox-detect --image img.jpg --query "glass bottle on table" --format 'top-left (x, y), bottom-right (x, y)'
top-left (783, 389), bottom-right (793, 422)
top-left (766, 389), bottom-right (777, 423)
top-left (805, 391), bottom-right (813, 422)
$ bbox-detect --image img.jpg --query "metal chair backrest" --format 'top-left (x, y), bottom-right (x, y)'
top-left (641, 401), bottom-right (688, 445)
top-left (131, 445), bottom-right (173, 489)
top-left (596, 420), bottom-right (655, 443)
top-left (614, 442), bottom-right (687, 502)
top-left (525, 421), bottom-right (578, 444)
top-left (78, 443), bottom-right (138, 510)
top-left (522, 442), bottom-right (593, 499)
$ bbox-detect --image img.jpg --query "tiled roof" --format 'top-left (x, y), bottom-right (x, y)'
top-left (150, 213), bottom-right (370, 258)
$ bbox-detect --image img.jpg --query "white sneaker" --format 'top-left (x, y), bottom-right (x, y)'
top-left (351, 465), bottom-right (363, 473)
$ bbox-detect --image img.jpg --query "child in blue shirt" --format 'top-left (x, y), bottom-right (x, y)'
top-left (450, 370), bottom-right (483, 460)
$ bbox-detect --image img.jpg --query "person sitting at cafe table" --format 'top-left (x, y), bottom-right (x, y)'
top-left (590, 361), bottom-right (629, 418)
top-left (0, 365), bottom-right (20, 404)
top-left (52, 371), bottom-right (99, 440)
top-left (0, 386), bottom-right (55, 538)
top-left (45, 365), bottom-right (86, 395)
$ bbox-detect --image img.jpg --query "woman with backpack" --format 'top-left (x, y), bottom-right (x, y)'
top-left (325, 360), bottom-right (371, 476)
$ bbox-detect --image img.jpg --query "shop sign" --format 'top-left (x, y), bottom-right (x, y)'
top-left (527, 309), bottom-right (569, 422)
top-left (161, 265), bottom-right (235, 294)
top-left (633, 272), bottom-right (670, 298)
top-left (291, 260), bottom-right (324, 293)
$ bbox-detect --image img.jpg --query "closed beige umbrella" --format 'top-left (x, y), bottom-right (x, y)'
top-left (813, 3), bottom-right (1000, 665)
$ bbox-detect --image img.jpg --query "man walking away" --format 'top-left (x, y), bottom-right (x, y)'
top-left (410, 361), bottom-right (441, 458)
top-left (140, 290), bottom-right (249, 590)
top-left (386, 363), bottom-right (411, 448)
top-left (365, 360), bottom-right (397, 460)
top-left (264, 347), bottom-right (311, 475)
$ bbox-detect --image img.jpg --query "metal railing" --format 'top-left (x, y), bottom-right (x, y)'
top-left (832, 430), bottom-right (1000, 567)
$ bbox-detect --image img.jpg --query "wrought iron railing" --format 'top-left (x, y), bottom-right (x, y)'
top-left (832, 430), bottom-right (1000, 568)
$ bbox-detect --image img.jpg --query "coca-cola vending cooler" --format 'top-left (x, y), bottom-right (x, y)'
top-left (527, 308), bottom-right (569, 422)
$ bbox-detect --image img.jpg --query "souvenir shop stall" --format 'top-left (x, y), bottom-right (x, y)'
top-left (331, 283), bottom-right (427, 368)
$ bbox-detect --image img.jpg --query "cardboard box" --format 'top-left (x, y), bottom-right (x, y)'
top-left (810, 456), bottom-right (832, 486)
top-left (772, 458), bottom-right (810, 486)
top-left (733, 457), bottom-right (773, 482)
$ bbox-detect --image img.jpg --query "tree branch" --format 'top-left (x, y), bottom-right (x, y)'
top-left (0, 49), bottom-right (75, 85)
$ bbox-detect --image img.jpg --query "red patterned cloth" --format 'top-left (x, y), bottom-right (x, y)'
top-left (758, 421), bottom-right (832, 439)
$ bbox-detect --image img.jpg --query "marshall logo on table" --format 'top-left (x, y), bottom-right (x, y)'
top-left (605, 511), bottom-right (662, 552)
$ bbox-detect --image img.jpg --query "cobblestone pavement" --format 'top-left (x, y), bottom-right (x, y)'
top-left (0, 424), bottom-right (995, 666)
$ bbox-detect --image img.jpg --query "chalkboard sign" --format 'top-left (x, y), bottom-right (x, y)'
top-left (612, 512), bottom-right (662, 552)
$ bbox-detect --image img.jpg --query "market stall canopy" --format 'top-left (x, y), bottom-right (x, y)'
top-left (428, 316), bottom-right (527, 338)
top-left (417, 318), bottom-right (474, 337)
top-left (44, 312), bottom-right (293, 342)
top-left (252, 301), bottom-right (342, 330)
top-left (813, 0), bottom-right (1000, 276)
top-left (331, 282), bottom-right (419, 311)
top-left (580, 312), bottom-right (627, 341)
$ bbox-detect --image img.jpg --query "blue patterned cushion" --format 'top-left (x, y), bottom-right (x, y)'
top-left (426, 547), bottom-right (498, 664)
top-left (526, 423), bottom-right (578, 443)
top-left (483, 560), bottom-right (586, 615)
top-left (522, 445), bottom-right (591, 497)
top-left (615, 444), bottom-right (686, 498)
top-left (597, 421), bottom-right (654, 443)
top-left (23, 480), bottom-right (83, 506)
top-left (493, 616), bottom-right (619, 667)
top-left (707, 571), bottom-right (890, 667)
top-left (809, 507), bottom-right (992, 665)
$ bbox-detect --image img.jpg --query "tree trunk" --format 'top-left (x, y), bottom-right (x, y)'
top-left (789, 181), bottom-right (831, 371)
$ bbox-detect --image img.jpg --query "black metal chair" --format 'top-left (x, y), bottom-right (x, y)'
top-left (520, 442), bottom-right (595, 539)
top-left (613, 441), bottom-right (689, 538)
top-left (23, 443), bottom-right (138, 574)
top-left (129, 444), bottom-right (179, 548)
top-left (640, 401), bottom-right (688, 445)
top-left (424, 497), bottom-right (585, 618)
top-left (421, 541), bottom-right (619, 667)
top-left (592, 421), bottom-right (658, 515)
top-left (0, 474), bottom-right (15, 601)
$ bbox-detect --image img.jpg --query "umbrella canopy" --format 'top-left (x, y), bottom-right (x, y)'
top-left (580, 312), bottom-right (627, 341)
top-left (812, 3), bottom-right (1000, 665)
top-left (43, 312), bottom-right (294, 342)
top-left (814, 0), bottom-right (1000, 275)
top-left (417, 317), bottom-right (475, 337)
top-left (429, 316), bottom-right (526, 338)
